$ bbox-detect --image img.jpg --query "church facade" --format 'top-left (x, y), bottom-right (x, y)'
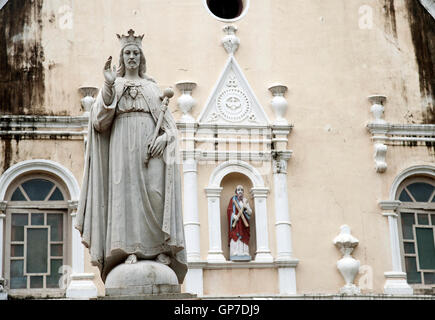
top-left (0, 0), bottom-right (434, 299)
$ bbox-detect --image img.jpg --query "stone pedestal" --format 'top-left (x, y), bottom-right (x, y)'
top-left (98, 293), bottom-right (198, 300)
top-left (105, 261), bottom-right (181, 296)
top-left (66, 273), bottom-right (98, 299)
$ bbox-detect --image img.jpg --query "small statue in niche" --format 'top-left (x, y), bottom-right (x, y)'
top-left (227, 185), bottom-right (252, 261)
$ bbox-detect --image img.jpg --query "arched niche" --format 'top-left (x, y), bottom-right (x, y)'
top-left (219, 172), bottom-right (256, 261)
top-left (205, 160), bottom-right (272, 263)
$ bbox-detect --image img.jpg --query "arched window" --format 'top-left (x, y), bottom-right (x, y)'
top-left (4, 173), bottom-right (70, 295)
top-left (396, 177), bottom-right (435, 288)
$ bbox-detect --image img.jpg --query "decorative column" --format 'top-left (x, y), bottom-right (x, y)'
top-left (66, 200), bottom-right (98, 299)
top-left (272, 154), bottom-right (298, 294)
top-left (176, 82), bottom-right (197, 123)
top-left (250, 187), bottom-right (274, 263)
top-left (183, 156), bottom-right (201, 262)
top-left (79, 86), bottom-right (98, 116)
top-left (269, 84), bottom-right (289, 125)
top-left (379, 200), bottom-right (413, 295)
top-left (368, 95), bottom-right (388, 173)
top-left (333, 225), bottom-right (361, 295)
top-left (183, 154), bottom-right (203, 296)
top-left (0, 201), bottom-right (7, 300)
top-left (205, 187), bottom-right (226, 263)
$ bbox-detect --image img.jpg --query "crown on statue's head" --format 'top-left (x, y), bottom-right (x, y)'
top-left (117, 29), bottom-right (144, 49)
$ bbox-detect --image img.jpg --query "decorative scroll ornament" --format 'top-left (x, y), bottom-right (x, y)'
top-left (374, 143), bottom-right (387, 173)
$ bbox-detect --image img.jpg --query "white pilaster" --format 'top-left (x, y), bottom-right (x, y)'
top-left (272, 158), bottom-right (298, 294)
top-left (273, 160), bottom-right (293, 262)
top-left (184, 266), bottom-right (204, 296)
top-left (205, 187), bottom-right (226, 263)
top-left (379, 200), bottom-right (413, 295)
top-left (250, 187), bottom-right (273, 263)
top-left (66, 200), bottom-right (98, 299)
top-left (0, 201), bottom-right (6, 281)
top-left (183, 158), bottom-right (201, 262)
top-left (278, 267), bottom-right (297, 295)
top-left (0, 202), bottom-right (6, 299)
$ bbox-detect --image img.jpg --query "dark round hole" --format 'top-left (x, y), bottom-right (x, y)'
top-left (207, 0), bottom-right (244, 20)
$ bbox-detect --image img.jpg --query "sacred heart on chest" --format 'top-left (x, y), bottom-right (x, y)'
top-left (129, 87), bottom-right (138, 99)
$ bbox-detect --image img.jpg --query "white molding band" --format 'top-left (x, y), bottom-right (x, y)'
top-left (0, 115), bottom-right (88, 140)
top-left (366, 119), bottom-right (435, 173)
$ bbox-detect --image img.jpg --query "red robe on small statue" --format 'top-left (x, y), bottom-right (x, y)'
top-left (227, 187), bottom-right (252, 261)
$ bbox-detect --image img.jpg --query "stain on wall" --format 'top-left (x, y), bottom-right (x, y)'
top-left (0, 0), bottom-right (45, 115)
top-left (405, 0), bottom-right (435, 124)
top-left (383, 0), bottom-right (398, 39)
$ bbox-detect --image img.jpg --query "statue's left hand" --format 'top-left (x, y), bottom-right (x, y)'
top-left (150, 133), bottom-right (167, 157)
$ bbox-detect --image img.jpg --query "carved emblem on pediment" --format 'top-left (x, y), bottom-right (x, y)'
top-left (207, 112), bottom-right (219, 123)
top-left (215, 74), bottom-right (251, 123)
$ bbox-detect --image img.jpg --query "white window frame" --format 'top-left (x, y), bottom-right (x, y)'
top-left (0, 160), bottom-right (83, 297)
top-left (380, 165), bottom-right (435, 295)
top-left (396, 177), bottom-right (435, 290)
top-left (3, 174), bottom-right (70, 297)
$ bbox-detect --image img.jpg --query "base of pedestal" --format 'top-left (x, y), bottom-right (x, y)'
top-left (384, 272), bottom-right (413, 295)
top-left (105, 260), bottom-right (180, 297)
top-left (230, 255), bottom-right (251, 262)
top-left (97, 293), bottom-right (198, 300)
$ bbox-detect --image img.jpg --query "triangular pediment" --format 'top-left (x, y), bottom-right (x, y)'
top-left (198, 56), bottom-right (270, 126)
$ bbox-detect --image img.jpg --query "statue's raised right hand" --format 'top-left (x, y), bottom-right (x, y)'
top-left (103, 56), bottom-right (117, 84)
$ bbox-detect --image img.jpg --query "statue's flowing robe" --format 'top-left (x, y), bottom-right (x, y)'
top-left (75, 77), bottom-right (187, 283)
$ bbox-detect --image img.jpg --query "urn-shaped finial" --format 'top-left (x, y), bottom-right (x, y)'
top-left (176, 81), bottom-right (197, 122)
top-left (333, 225), bottom-right (361, 295)
top-left (269, 84), bottom-right (289, 125)
top-left (368, 95), bottom-right (387, 124)
top-left (222, 25), bottom-right (240, 55)
top-left (79, 86), bottom-right (99, 115)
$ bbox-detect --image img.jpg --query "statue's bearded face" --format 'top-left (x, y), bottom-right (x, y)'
top-left (236, 185), bottom-right (244, 199)
top-left (123, 44), bottom-right (141, 70)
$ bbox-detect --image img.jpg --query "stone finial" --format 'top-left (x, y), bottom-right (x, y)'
top-left (79, 86), bottom-right (99, 115)
top-left (333, 225), bottom-right (361, 295)
top-left (222, 25), bottom-right (240, 55)
top-left (176, 81), bottom-right (197, 122)
top-left (269, 84), bottom-right (289, 125)
top-left (368, 95), bottom-right (387, 124)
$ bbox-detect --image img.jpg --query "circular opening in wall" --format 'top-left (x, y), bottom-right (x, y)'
top-left (204, 0), bottom-right (249, 22)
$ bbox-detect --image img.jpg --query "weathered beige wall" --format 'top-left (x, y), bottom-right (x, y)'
top-left (203, 268), bottom-right (278, 296)
top-left (1, 0), bottom-right (434, 296)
